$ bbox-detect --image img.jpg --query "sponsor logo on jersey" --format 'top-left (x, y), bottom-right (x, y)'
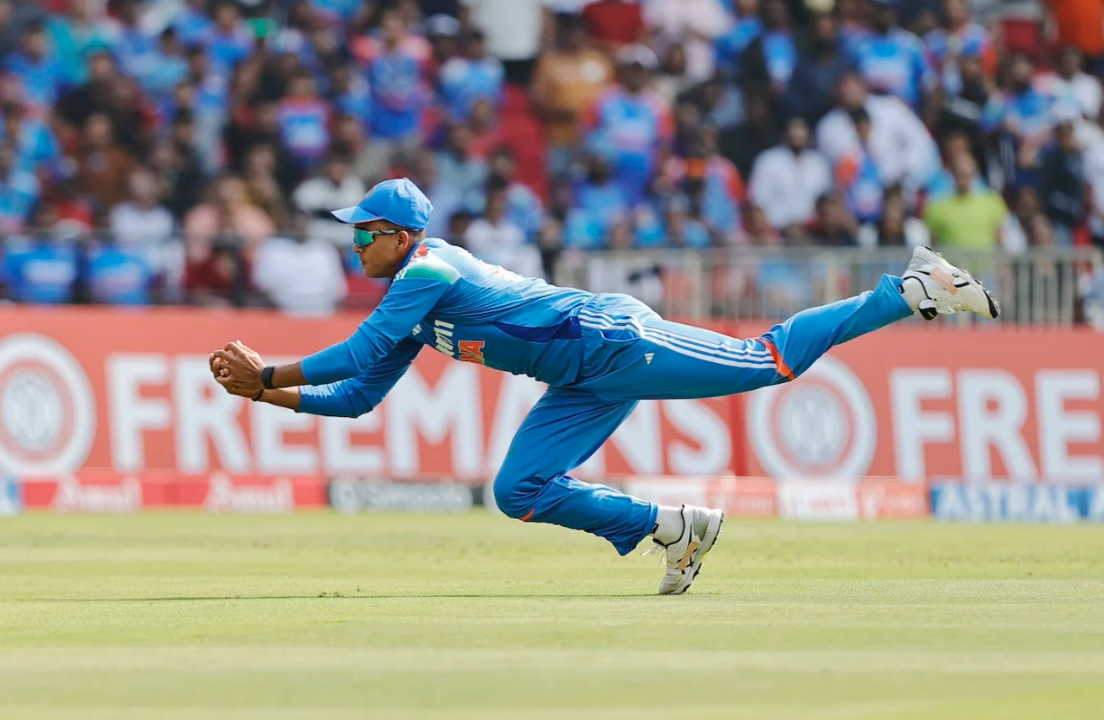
top-left (458, 341), bottom-right (486, 365)
top-left (433, 320), bottom-right (454, 355)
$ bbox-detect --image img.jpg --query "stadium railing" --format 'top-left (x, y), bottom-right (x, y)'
top-left (552, 246), bottom-right (1104, 326)
top-left (2, 229), bottom-right (1102, 327)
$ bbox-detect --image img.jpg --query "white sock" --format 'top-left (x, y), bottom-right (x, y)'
top-left (652, 506), bottom-right (684, 545)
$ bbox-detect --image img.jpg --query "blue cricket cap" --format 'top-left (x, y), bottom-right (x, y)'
top-left (331, 178), bottom-right (433, 230)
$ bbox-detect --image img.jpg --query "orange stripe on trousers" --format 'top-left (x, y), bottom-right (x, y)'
top-left (759, 338), bottom-right (795, 381)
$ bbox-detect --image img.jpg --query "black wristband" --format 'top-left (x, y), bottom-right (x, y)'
top-left (261, 366), bottom-right (275, 389)
top-left (251, 388), bottom-right (264, 402)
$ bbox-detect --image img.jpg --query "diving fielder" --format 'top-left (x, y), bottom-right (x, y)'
top-left (211, 178), bottom-right (999, 595)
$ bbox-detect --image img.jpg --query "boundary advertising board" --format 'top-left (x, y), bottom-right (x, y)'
top-left (0, 308), bottom-right (1100, 485)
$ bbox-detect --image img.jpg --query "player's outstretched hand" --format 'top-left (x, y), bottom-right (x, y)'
top-left (210, 341), bottom-right (265, 398)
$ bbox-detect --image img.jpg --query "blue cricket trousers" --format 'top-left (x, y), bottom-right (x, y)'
top-left (492, 275), bottom-right (914, 555)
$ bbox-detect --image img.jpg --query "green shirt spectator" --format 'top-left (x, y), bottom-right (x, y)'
top-left (924, 154), bottom-right (1007, 250)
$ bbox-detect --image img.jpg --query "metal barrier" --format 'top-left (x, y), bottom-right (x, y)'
top-left (3, 229), bottom-right (1103, 326)
top-left (553, 247), bottom-right (1104, 326)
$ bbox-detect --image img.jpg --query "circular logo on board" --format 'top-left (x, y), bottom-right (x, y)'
top-left (747, 355), bottom-right (875, 480)
top-left (0, 334), bottom-right (96, 475)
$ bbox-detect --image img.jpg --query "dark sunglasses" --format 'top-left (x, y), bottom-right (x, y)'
top-left (353, 228), bottom-right (403, 248)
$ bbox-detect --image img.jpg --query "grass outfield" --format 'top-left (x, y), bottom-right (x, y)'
top-left (2, 513), bottom-right (1104, 720)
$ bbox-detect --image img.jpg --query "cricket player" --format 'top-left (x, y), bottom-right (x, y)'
top-left (211, 178), bottom-right (998, 595)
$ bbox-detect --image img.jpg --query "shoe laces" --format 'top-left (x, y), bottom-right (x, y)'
top-left (642, 542), bottom-right (670, 567)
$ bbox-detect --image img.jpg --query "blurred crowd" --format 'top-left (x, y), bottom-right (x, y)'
top-left (0, 0), bottom-right (1099, 318)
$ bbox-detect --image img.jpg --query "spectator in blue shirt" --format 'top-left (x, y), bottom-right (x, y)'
top-left (435, 121), bottom-right (488, 203)
top-left (488, 144), bottom-right (544, 241)
top-left (270, 2), bottom-right (319, 74)
top-left (276, 72), bottom-right (332, 168)
top-left (308, 0), bottom-right (364, 27)
top-left (2, 21), bottom-right (67, 118)
top-left (185, 44), bottom-right (230, 174)
top-left (140, 29), bottom-right (190, 119)
top-left (85, 240), bottom-right (154, 306)
top-left (363, 9), bottom-right (426, 145)
top-left (111, 0), bottom-right (157, 82)
top-left (982, 53), bottom-right (1068, 187)
top-left (439, 29), bottom-right (505, 122)
top-left (739, 0), bottom-right (797, 95)
top-left (0, 142), bottom-right (39, 234)
top-left (847, 0), bottom-right (933, 109)
top-left (329, 62), bottom-right (372, 133)
top-left (669, 127), bottom-right (744, 239)
top-left (714, 0), bottom-right (763, 80)
top-left (565, 149), bottom-right (631, 249)
top-left (1, 223), bottom-right (79, 305)
top-left (585, 45), bottom-right (674, 205)
top-left (0, 101), bottom-right (61, 180)
top-left (203, 1), bottom-right (254, 78)
top-left (838, 0), bottom-right (871, 47)
top-left (783, 11), bottom-right (855, 125)
top-left (924, 0), bottom-right (995, 99)
top-left (833, 107), bottom-right (885, 225)
top-left (174, 0), bottom-right (215, 48)
top-left (665, 192), bottom-right (713, 248)
top-left (2, 241), bottom-right (80, 304)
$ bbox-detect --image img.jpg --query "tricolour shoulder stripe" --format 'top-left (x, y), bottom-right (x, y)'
top-left (395, 252), bottom-right (460, 285)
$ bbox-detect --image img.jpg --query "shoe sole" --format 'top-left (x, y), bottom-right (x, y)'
top-left (912, 247), bottom-right (1001, 320)
top-left (670, 510), bottom-right (725, 596)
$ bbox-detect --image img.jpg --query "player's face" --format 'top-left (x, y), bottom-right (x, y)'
top-left (352, 220), bottom-right (415, 279)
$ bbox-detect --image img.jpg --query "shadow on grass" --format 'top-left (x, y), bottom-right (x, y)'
top-left (18, 593), bottom-right (660, 602)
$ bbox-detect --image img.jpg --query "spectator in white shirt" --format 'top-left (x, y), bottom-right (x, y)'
top-left (464, 180), bottom-right (544, 278)
top-left (292, 152), bottom-right (367, 248)
top-left (1037, 45), bottom-right (1103, 122)
top-left (816, 71), bottom-right (940, 201)
top-left (644, 0), bottom-right (730, 84)
top-left (109, 165), bottom-right (181, 290)
top-left (251, 214), bottom-right (349, 317)
top-left (460, 0), bottom-right (549, 85)
top-left (749, 117), bottom-right (832, 231)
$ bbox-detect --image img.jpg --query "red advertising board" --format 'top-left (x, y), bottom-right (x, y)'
top-left (20, 470), bottom-right (328, 512)
top-left (0, 307), bottom-right (1100, 484)
top-left (0, 307), bottom-right (734, 481)
top-left (735, 326), bottom-right (1104, 483)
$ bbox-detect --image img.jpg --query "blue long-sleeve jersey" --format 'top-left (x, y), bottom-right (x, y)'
top-left (297, 238), bottom-right (593, 417)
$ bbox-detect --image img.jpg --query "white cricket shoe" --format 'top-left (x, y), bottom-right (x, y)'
top-left (901, 246), bottom-right (1000, 321)
top-left (643, 505), bottom-right (725, 596)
